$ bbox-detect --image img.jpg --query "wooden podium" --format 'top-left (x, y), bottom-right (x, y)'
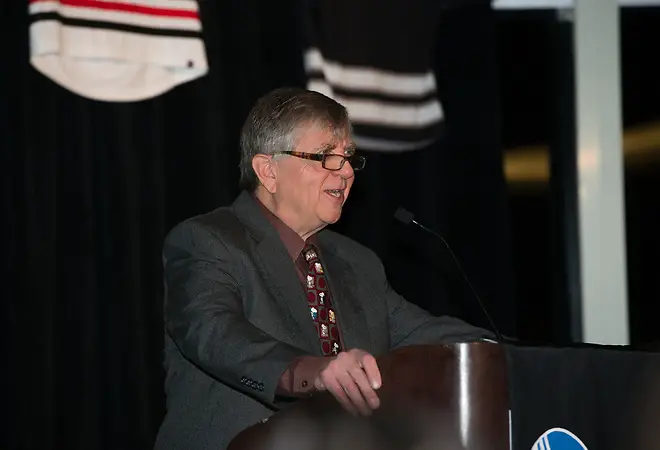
top-left (228, 342), bottom-right (509, 450)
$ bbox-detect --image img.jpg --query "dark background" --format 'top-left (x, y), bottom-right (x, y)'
top-left (3, 1), bottom-right (659, 449)
top-left (500, 7), bottom-right (660, 344)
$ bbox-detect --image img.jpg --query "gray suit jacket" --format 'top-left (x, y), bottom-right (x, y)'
top-left (153, 191), bottom-right (492, 450)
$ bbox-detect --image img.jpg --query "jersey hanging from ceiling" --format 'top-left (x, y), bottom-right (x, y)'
top-left (28, 0), bottom-right (208, 102)
top-left (303, 0), bottom-right (445, 152)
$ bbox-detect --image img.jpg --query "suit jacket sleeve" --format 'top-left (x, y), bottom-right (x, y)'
top-left (371, 259), bottom-right (495, 348)
top-left (163, 219), bottom-right (309, 406)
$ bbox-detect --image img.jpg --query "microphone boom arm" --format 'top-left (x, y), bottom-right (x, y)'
top-left (395, 208), bottom-right (503, 342)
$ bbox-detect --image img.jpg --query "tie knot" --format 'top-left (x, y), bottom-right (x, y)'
top-left (303, 244), bottom-right (319, 263)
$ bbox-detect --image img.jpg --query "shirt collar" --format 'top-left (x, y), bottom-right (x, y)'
top-left (253, 195), bottom-right (319, 261)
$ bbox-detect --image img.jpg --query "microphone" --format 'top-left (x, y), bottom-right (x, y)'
top-left (394, 207), bottom-right (503, 342)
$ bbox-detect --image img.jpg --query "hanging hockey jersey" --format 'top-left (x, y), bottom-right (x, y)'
top-left (28, 0), bottom-right (208, 102)
top-left (303, 0), bottom-right (445, 152)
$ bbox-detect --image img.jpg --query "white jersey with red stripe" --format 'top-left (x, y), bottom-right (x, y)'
top-left (28, 0), bottom-right (208, 102)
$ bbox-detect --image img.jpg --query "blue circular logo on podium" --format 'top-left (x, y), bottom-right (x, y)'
top-left (532, 428), bottom-right (588, 450)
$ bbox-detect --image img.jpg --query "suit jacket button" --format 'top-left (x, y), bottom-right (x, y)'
top-left (302, 380), bottom-right (308, 388)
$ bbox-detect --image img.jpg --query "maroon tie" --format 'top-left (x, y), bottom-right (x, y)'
top-left (303, 244), bottom-right (343, 356)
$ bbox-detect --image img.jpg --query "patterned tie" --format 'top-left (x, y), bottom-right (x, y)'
top-left (303, 244), bottom-right (343, 356)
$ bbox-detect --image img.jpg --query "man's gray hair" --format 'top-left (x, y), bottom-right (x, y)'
top-left (239, 87), bottom-right (351, 191)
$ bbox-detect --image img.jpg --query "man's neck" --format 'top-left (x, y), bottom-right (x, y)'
top-left (253, 187), bottom-right (323, 241)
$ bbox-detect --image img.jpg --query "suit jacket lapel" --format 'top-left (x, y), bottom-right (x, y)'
top-left (253, 238), bottom-right (321, 354)
top-left (232, 192), bottom-right (321, 354)
top-left (318, 239), bottom-right (371, 351)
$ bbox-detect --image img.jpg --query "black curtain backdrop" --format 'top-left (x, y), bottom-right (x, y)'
top-left (335, 2), bottom-right (516, 332)
top-left (4, 1), bottom-right (514, 449)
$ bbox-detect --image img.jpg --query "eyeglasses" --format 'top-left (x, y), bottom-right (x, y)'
top-left (274, 151), bottom-right (366, 171)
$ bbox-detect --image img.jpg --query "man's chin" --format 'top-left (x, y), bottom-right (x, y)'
top-left (324, 216), bottom-right (341, 225)
top-left (319, 210), bottom-right (342, 226)
top-left (318, 196), bottom-right (349, 225)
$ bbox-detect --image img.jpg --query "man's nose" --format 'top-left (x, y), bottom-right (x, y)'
top-left (337, 158), bottom-right (355, 178)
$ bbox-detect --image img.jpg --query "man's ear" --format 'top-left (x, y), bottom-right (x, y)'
top-left (252, 154), bottom-right (278, 193)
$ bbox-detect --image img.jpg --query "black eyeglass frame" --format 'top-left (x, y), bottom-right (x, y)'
top-left (273, 151), bottom-right (366, 171)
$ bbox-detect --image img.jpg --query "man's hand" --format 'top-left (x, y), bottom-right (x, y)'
top-left (314, 349), bottom-right (382, 416)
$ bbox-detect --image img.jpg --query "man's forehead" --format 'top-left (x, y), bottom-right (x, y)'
top-left (298, 126), bottom-right (355, 153)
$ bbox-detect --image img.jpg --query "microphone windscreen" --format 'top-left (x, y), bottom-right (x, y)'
top-left (394, 207), bottom-right (414, 225)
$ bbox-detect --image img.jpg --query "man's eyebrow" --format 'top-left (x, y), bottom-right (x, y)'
top-left (313, 143), bottom-right (336, 154)
top-left (312, 142), bottom-right (356, 155)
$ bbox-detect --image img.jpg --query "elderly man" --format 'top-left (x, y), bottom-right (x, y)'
top-left (153, 88), bottom-right (492, 450)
